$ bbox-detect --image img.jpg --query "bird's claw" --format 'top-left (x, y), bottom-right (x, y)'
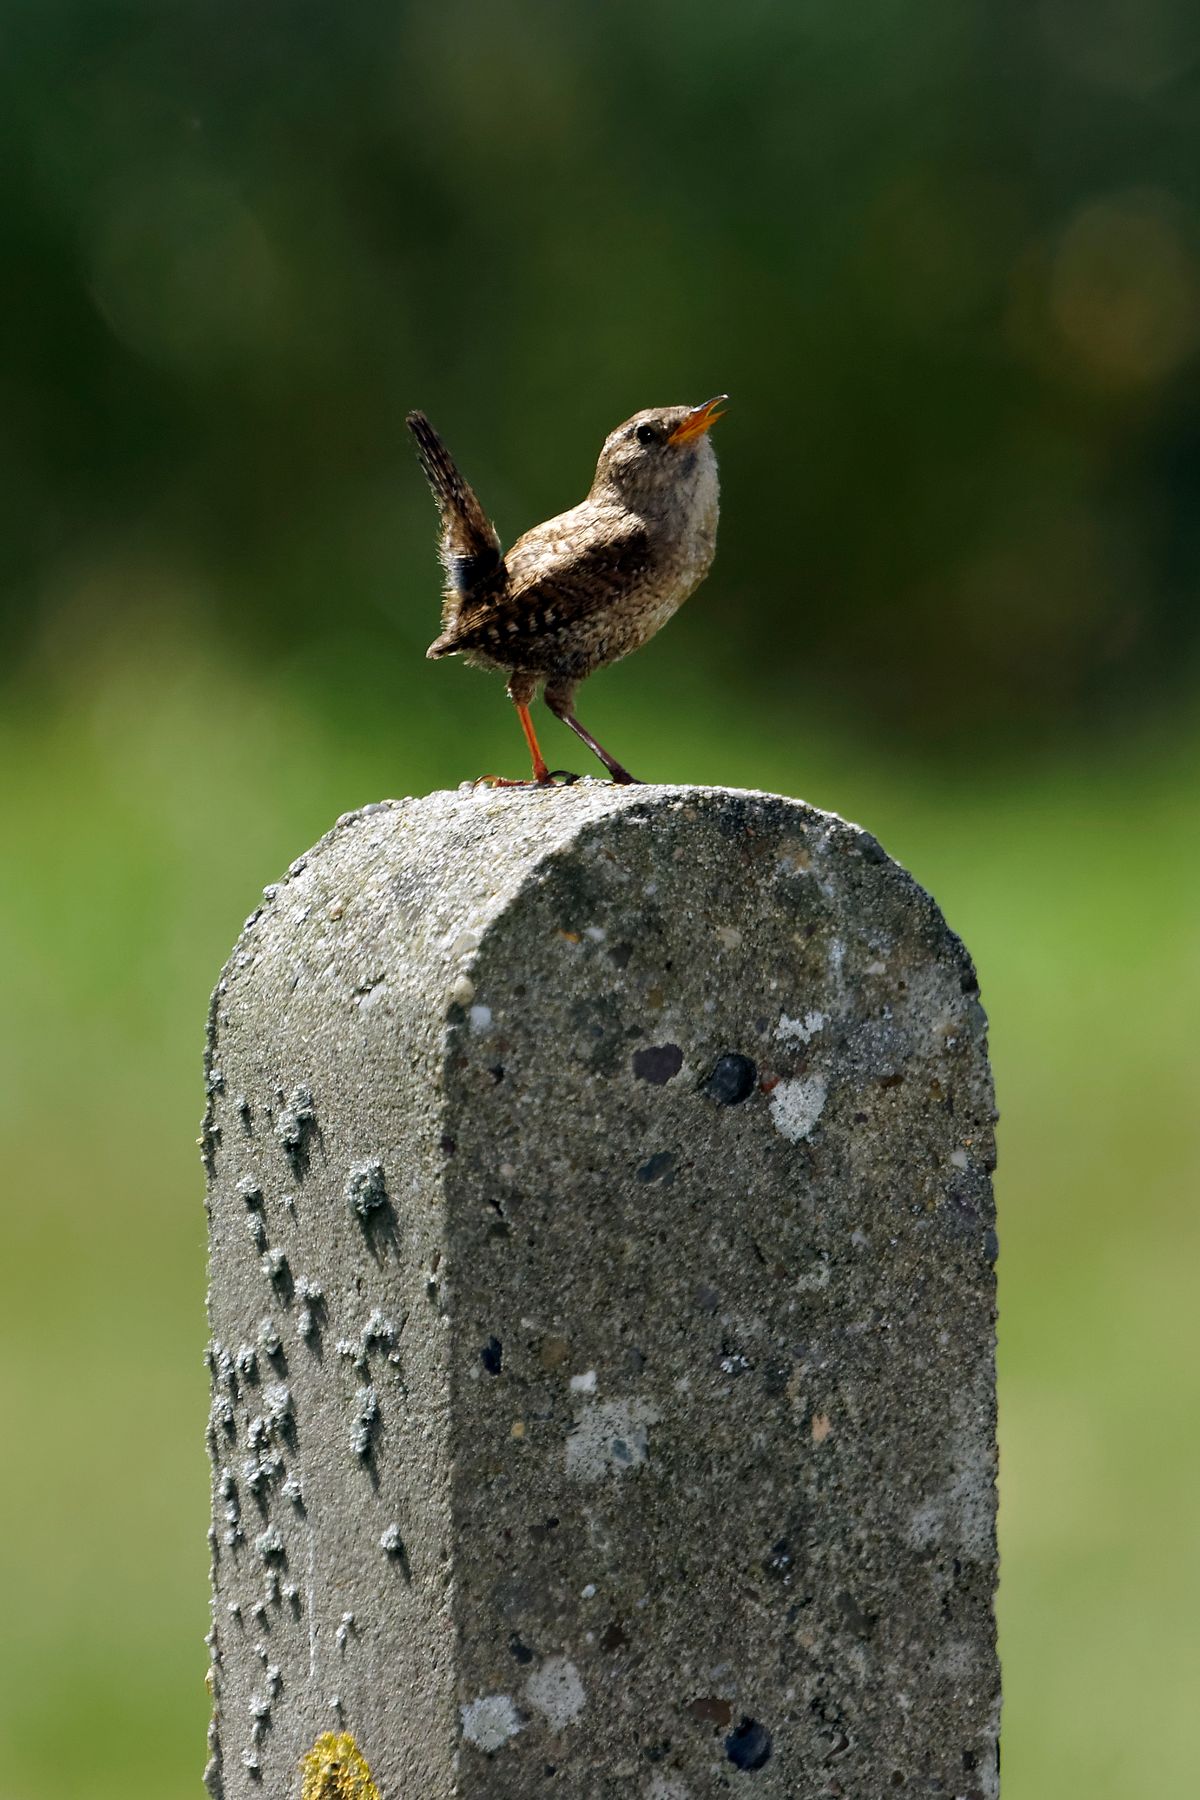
top-left (473, 770), bottom-right (581, 789)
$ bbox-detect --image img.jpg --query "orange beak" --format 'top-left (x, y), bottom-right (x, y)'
top-left (668, 394), bottom-right (729, 445)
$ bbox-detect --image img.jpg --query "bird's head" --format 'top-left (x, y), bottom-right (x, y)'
top-left (591, 397), bottom-right (727, 514)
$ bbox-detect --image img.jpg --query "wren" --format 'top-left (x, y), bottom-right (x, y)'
top-left (407, 397), bottom-right (726, 785)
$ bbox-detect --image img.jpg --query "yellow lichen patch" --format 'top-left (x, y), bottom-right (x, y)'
top-left (301, 1732), bottom-right (382, 1800)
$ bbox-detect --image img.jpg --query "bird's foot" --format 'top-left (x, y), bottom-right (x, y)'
top-left (473, 770), bottom-right (580, 789)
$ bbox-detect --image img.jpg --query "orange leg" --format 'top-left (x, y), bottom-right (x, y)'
top-left (516, 700), bottom-right (551, 784)
top-left (474, 698), bottom-right (579, 788)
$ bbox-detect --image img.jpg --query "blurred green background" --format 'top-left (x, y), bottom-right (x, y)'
top-left (1, 2), bottom-right (1198, 1795)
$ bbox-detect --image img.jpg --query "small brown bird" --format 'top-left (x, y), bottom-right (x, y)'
top-left (407, 397), bottom-right (726, 784)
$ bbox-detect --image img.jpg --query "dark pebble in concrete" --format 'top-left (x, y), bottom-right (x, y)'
top-left (704, 1053), bottom-right (757, 1105)
top-left (636, 1151), bottom-right (677, 1184)
top-left (725, 1716), bottom-right (773, 1770)
top-left (632, 1043), bottom-right (683, 1084)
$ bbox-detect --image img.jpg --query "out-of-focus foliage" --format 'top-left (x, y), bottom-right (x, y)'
top-left (3, 0), bottom-right (1200, 744)
top-left (1, 6), bottom-right (1198, 1800)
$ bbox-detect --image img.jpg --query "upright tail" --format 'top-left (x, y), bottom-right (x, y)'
top-left (406, 411), bottom-right (507, 648)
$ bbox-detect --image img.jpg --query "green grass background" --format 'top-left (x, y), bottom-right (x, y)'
top-left (1, 615), bottom-right (1196, 1797)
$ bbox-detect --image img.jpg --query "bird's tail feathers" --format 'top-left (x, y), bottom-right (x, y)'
top-left (406, 412), bottom-right (482, 527)
top-left (406, 411), bottom-right (508, 628)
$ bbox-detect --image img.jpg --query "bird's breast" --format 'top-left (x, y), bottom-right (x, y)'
top-left (648, 461), bottom-right (720, 599)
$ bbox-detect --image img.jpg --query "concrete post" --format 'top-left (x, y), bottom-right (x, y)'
top-left (202, 785), bottom-right (999, 1799)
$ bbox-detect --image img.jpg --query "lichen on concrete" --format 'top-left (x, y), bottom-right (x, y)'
top-left (203, 784), bottom-right (998, 1797)
top-left (300, 1731), bottom-right (381, 1799)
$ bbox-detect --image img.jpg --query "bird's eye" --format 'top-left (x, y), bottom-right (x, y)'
top-left (635, 423), bottom-right (657, 446)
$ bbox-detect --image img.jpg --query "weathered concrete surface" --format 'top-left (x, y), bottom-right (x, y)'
top-left (202, 784), bottom-right (999, 1798)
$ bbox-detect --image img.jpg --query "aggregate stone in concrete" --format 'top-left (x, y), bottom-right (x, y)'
top-left (201, 784), bottom-right (999, 1798)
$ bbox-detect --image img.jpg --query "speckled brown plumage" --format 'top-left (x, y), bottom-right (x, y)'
top-left (407, 398), bottom-right (725, 784)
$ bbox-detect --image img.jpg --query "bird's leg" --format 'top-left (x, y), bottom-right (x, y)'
top-left (515, 697), bottom-right (552, 783)
top-left (475, 677), bottom-right (579, 788)
top-left (544, 681), bottom-right (639, 785)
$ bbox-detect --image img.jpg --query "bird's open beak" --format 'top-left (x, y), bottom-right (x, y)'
top-left (668, 395), bottom-right (729, 445)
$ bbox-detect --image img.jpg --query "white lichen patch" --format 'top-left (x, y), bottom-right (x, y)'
top-left (906, 1419), bottom-right (996, 1562)
top-left (565, 1398), bottom-right (661, 1482)
top-left (649, 1777), bottom-right (692, 1798)
top-left (467, 1003), bottom-right (493, 1034)
top-left (775, 1008), bottom-right (827, 1044)
top-left (524, 1656), bottom-right (586, 1730)
top-left (931, 1638), bottom-right (978, 1679)
top-left (769, 1073), bottom-right (829, 1142)
top-left (795, 1256), bottom-right (832, 1292)
top-left (569, 1369), bottom-right (597, 1393)
top-left (461, 1693), bottom-right (522, 1751)
top-left (949, 1147), bottom-right (970, 1170)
